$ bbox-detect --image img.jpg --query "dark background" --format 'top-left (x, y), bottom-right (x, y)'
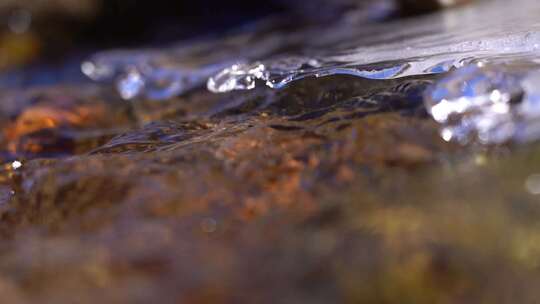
top-left (81, 0), bottom-right (290, 47)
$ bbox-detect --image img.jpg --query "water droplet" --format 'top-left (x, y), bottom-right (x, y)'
top-left (11, 160), bottom-right (22, 170)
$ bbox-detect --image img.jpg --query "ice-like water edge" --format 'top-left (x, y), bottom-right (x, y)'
top-left (83, 0), bottom-right (540, 101)
top-left (80, 17), bottom-right (317, 100)
top-left (81, 51), bottom-right (234, 100)
top-left (81, 0), bottom-right (540, 144)
top-left (208, 0), bottom-right (540, 93)
top-left (204, 0), bottom-right (540, 144)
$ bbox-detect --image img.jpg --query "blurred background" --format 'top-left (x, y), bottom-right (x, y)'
top-left (0, 0), bottom-right (464, 70)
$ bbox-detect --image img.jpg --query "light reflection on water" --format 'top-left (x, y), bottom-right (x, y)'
top-left (80, 0), bottom-right (540, 144)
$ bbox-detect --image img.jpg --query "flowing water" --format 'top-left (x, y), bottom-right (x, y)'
top-left (83, 0), bottom-right (540, 144)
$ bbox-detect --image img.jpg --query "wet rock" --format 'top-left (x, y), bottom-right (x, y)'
top-left (0, 85), bottom-right (135, 160)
